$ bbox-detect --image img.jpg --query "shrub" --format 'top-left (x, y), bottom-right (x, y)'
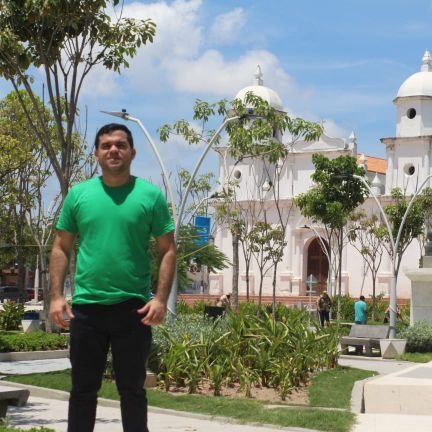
top-left (399, 320), bottom-right (432, 352)
top-left (0, 331), bottom-right (68, 352)
top-left (151, 305), bottom-right (341, 399)
top-left (0, 302), bottom-right (25, 331)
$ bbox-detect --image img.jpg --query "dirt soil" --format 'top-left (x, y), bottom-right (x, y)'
top-left (165, 380), bottom-right (309, 405)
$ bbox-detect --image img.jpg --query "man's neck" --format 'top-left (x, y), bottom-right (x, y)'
top-left (101, 171), bottom-right (132, 187)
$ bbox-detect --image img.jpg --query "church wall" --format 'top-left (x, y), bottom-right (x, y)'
top-left (210, 197), bottom-right (418, 300)
top-left (397, 99), bottom-right (432, 137)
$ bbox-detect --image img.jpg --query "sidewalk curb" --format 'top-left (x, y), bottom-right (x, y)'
top-left (0, 350), bottom-right (69, 362)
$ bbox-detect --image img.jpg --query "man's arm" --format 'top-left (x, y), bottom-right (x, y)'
top-left (139, 231), bottom-right (176, 326)
top-left (49, 230), bottom-right (76, 328)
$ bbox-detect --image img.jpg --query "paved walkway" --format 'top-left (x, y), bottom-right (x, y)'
top-left (1, 356), bottom-right (431, 431)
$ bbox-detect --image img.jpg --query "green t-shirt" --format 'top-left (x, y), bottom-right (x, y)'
top-left (56, 176), bottom-right (174, 305)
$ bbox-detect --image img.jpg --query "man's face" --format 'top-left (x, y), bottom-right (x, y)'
top-left (95, 130), bottom-right (136, 174)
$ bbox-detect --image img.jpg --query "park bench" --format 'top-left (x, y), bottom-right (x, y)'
top-left (340, 325), bottom-right (390, 356)
top-left (0, 384), bottom-right (29, 418)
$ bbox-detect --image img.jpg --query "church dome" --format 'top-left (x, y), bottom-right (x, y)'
top-left (396, 50), bottom-right (432, 99)
top-left (234, 65), bottom-right (284, 111)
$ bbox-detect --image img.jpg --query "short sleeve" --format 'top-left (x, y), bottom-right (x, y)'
top-left (151, 191), bottom-right (175, 238)
top-left (56, 188), bottom-right (78, 233)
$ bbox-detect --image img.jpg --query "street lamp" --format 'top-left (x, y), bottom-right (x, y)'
top-left (101, 110), bottom-right (239, 317)
top-left (353, 173), bottom-right (432, 338)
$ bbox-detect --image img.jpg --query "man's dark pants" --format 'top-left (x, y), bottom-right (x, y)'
top-left (318, 310), bottom-right (329, 327)
top-left (68, 298), bottom-right (151, 432)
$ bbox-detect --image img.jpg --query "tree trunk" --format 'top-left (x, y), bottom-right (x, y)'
top-left (41, 249), bottom-right (53, 332)
top-left (231, 233), bottom-right (239, 312)
top-left (272, 263), bottom-right (278, 317)
top-left (337, 229), bottom-right (343, 320)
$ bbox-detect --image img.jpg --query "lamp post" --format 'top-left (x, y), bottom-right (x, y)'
top-left (101, 110), bottom-right (239, 317)
top-left (353, 173), bottom-right (432, 338)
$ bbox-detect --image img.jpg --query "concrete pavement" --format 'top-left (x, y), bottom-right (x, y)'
top-left (339, 355), bottom-right (432, 432)
top-left (1, 355), bottom-right (431, 431)
top-left (7, 396), bottom-right (320, 432)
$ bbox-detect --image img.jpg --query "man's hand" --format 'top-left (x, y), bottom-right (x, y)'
top-left (49, 295), bottom-right (74, 329)
top-left (137, 298), bottom-right (167, 326)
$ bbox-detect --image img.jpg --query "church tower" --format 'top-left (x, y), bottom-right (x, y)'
top-left (382, 50), bottom-right (432, 194)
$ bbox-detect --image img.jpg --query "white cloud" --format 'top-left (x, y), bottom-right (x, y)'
top-left (80, 1), bottom-right (352, 144)
top-left (209, 8), bottom-right (247, 45)
top-left (163, 49), bottom-right (301, 100)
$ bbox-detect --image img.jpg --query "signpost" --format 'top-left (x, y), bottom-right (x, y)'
top-left (194, 216), bottom-right (211, 246)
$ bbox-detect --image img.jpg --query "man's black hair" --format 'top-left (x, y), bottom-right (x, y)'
top-left (360, 295), bottom-right (365, 301)
top-left (94, 123), bottom-right (134, 149)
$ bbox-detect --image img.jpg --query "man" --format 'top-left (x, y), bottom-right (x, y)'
top-left (354, 295), bottom-right (367, 324)
top-left (49, 123), bottom-right (176, 432)
top-left (317, 290), bottom-right (332, 327)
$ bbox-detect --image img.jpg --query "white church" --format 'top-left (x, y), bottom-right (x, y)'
top-left (208, 51), bottom-right (432, 301)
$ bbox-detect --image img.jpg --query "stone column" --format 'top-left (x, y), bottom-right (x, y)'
top-left (405, 232), bottom-right (432, 325)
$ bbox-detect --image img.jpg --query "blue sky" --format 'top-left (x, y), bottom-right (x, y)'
top-left (1, 0), bottom-right (432, 194)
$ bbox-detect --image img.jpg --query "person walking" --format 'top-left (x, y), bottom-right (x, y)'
top-left (354, 295), bottom-right (368, 324)
top-left (49, 123), bottom-right (176, 432)
top-left (317, 290), bottom-right (332, 327)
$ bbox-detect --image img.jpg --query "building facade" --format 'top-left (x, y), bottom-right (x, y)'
top-left (209, 53), bottom-right (432, 300)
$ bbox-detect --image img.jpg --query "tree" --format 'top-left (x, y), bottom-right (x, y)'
top-left (383, 188), bottom-right (425, 282)
top-left (348, 211), bottom-right (386, 320)
top-left (295, 154), bottom-right (367, 318)
top-left (416, 187), bottom-right (432, 260)
top-left (0, 90), bottom-right (55, 296)
top-left (150, 224), bottom-right (230, 293)
top-left (0, 0), bottom-right (156, 197)
top-left (249, 219), bottom-right (285, 313)
top-left (160, 95), bottom-right (322, 309)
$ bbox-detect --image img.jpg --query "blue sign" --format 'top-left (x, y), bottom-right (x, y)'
top-left (194, 216), bottom-right (211, 246)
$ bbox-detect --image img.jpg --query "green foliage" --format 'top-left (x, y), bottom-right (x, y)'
top-left (400, 352), bottom-right (432, 362)
top-left (151, 306), bottom-right (341, 400)
top-left (296, 154), bottom-right (367, 229)
top-left (0, 302), bottom-right (25, 330)
top-left (331, 295), bottom-right (409, 325)
top-left (399, 321), bottom-right (432, 352)
top-left (227, 93), bottom-right (322, 163)
top-left (0, 0), bottom-right (156, 195)
top-left (331, 296), bottom-right (355, 322)
top-left (309, 366), bottom-right (376, 409)
top-left (149, 225), bottom-right (230, 293)
top-left (383, 188), bottom-right (426, 279)
top-left (0, 426), bottom-right (55, 432)
top-left (0, 331), bottom-right (68, 352)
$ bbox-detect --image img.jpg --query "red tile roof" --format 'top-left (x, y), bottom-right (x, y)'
top-left (357, 154), bottom-right (386, 174)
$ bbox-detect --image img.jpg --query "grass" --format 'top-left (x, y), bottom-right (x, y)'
top-left (4, 366), bottom-right (376, 432)
top-left (309, 366), bottom-right (376, 409)
top-left (400, 352), bottom-right (432, 362)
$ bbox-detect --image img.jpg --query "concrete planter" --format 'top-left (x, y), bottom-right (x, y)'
top-left (379, 338), bottom-right (407, 359)
top-left (21, 319), bottom-right (40, 333)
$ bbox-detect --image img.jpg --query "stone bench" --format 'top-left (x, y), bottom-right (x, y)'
top-left (340, 324), bottom-right (390, 356)
top-left (0, 384), bottom-right (29, 418)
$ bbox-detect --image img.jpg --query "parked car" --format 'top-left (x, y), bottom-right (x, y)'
top-left (0, 286), bottom-right (24, 303)
top-left (25, 288), bottom-right (44, 302)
